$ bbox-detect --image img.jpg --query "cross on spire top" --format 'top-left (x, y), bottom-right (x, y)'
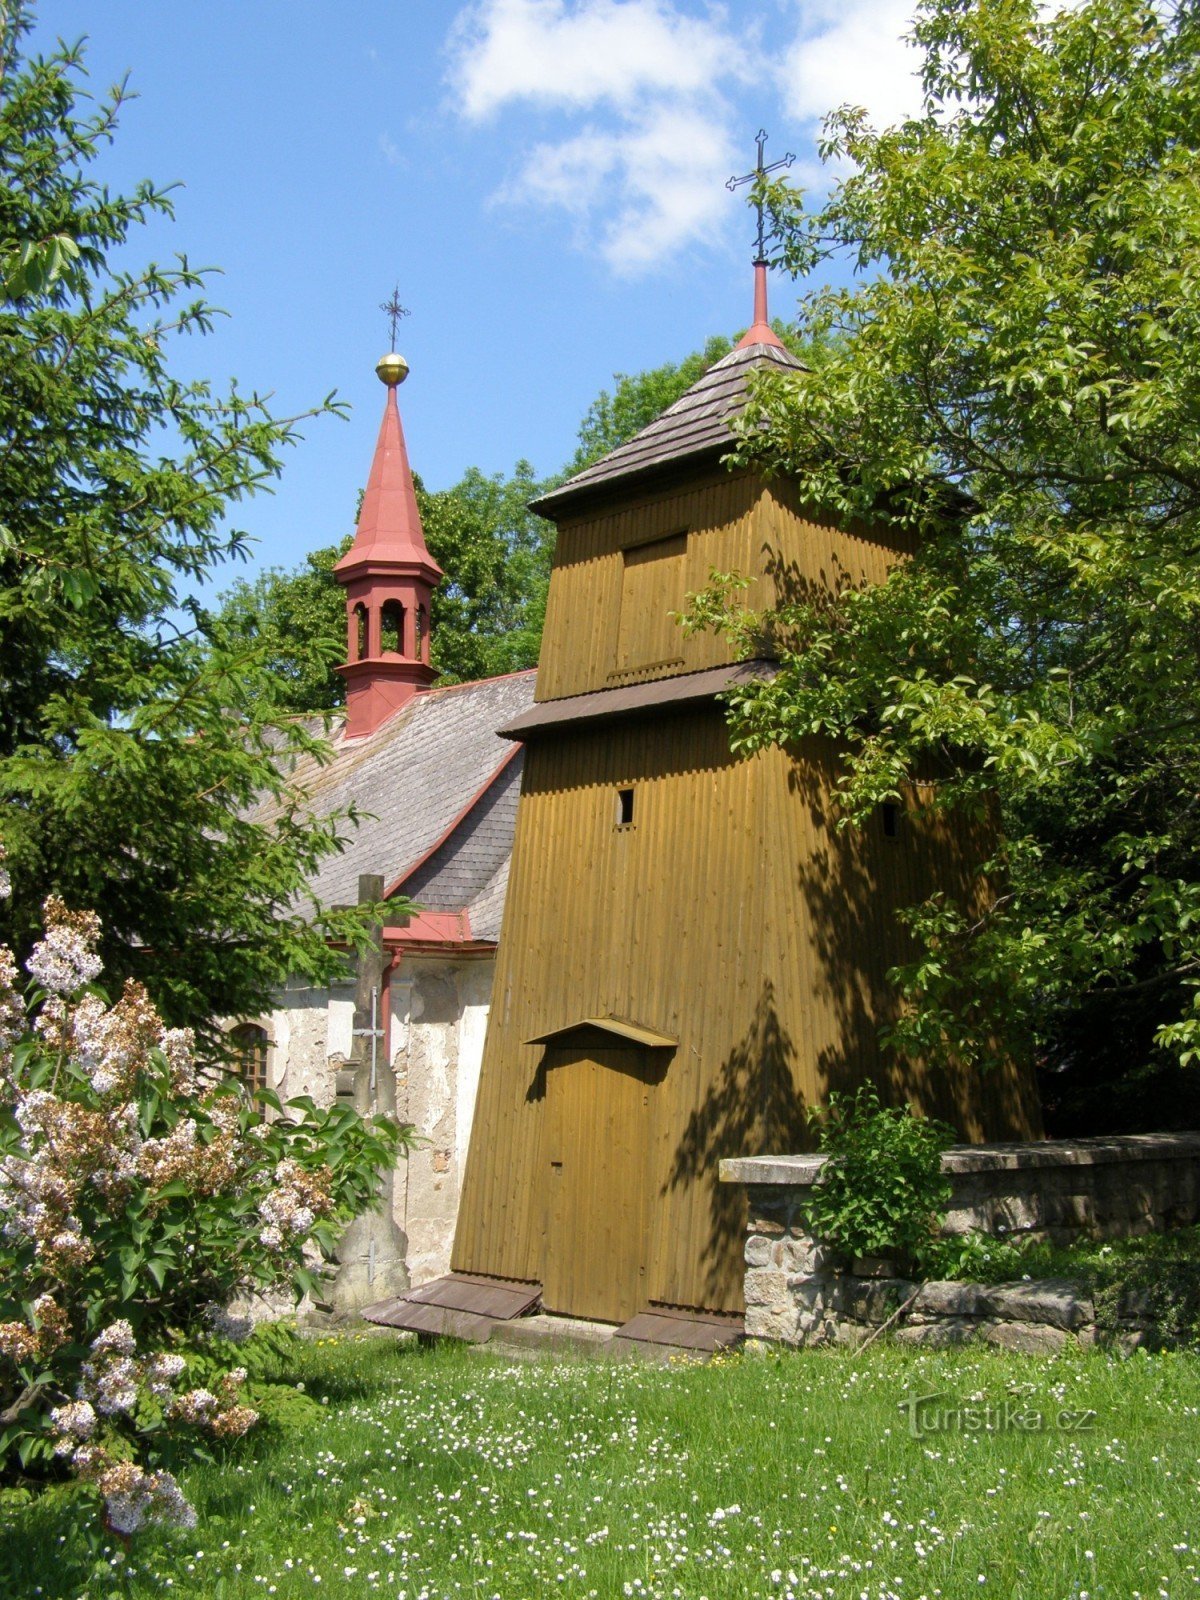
top-left (727, 128), bottom-right (795, 264)
top-left (380, 285), bottom-right (410, 351)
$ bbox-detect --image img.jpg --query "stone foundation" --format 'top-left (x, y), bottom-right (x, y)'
top-left (721, 1132), bottom-right (1200, 1350)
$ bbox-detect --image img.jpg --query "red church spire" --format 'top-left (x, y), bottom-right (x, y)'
top-left (335, 342), bottom-right (442, 739)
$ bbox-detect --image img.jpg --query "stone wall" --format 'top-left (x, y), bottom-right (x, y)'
top-left (721, 1132), bottom-right (1200, 1350)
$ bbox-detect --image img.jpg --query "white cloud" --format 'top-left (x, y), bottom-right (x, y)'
top-left (780, 0), bottom-right (925, 134)
top-left (447, 0), bottom-right (747, 275)
top-left (501, 104), bottom-right (736, 272)
top-left (449, 0), bottom-right (744, 119)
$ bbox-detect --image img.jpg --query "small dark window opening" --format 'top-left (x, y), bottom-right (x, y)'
top-left (416, 604), bottom-right (428, 659)
top-left (380, 599), bottom-right (404, 655)
top-left (882, 801), bottom-right (900, 839)
top-left (230, 1022), bottom-right (269, 1094)
top-left (352, 602), bottom-right (368, 662)
top-left (616, 787), bottom-right (635, 827)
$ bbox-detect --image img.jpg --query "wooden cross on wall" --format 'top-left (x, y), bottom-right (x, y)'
top-left (727, 129), bottom-right (795, 265)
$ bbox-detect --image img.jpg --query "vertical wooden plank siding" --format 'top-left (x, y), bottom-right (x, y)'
top-left (452, 468), bottom-right (1040, 1317)
top-left (535, 473), bottom-right (914, 702)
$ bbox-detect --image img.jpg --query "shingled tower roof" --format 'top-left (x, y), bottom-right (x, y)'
top-left (532, 268), bottom-right (804, 521)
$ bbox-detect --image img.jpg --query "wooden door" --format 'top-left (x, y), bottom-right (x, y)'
top-left (542, 1046), bottom-right (657, 1323)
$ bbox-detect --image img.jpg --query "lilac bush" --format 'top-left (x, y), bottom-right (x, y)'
top-left (0, 879), bottom-right (406, 1533)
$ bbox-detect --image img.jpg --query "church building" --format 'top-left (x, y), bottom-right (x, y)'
top-left (412, 256), bottom-right (1044, 1342)
top-left (240, 347), bottom-right (534, 1295)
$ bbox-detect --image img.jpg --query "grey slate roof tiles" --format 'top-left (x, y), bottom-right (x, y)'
top-left (400, 752), bottom-right (523, 918)
top-left (467, 855), bottom-right (511, 944)
top-left (256, 670), bottom-right (536, 933)
top-left (532, 339), bottom-right (804, 517)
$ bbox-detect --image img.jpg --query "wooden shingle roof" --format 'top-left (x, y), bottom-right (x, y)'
top-left (531, 338), bottom-right (804, 520)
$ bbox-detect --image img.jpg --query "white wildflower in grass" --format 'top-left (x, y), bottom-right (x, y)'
top-left (25, 897), bottom-right (102, 995)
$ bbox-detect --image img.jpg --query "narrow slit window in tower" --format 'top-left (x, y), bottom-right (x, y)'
top-left (353, 602), bottom-right (368, 662)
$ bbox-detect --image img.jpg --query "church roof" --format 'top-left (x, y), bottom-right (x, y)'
top-left (258, 669), bottom-right (536, 941)
top-left (531, 337), bottom-right (804, 520)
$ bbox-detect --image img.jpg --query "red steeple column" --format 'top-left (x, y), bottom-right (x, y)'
top-left (335, 350), bottom-right (443, 738)
top-left (735, 260), bottom-right (786, 351)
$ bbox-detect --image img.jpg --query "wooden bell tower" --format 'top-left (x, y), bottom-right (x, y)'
top-left (451, 154), bottom-right (1042, 1328)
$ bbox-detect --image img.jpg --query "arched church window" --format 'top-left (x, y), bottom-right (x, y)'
top-left (229, 1022), bottom-right (269, 1094)
top-left (352, 602), bottom-right (368, 662)
top-left (380, 599), bottom-right (405, 655)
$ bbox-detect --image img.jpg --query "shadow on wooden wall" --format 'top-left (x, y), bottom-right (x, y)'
top-left (665, 979), bottom-right (808, 1305)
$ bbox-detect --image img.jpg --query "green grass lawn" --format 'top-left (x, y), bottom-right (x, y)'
top-left (2, 1335), bottom-right (1198, 1600)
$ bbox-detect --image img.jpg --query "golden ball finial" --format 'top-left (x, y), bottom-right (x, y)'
top-left (376, 351), bottom-right (409, 387)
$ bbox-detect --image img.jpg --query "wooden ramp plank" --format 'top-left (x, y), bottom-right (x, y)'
top-left (361, 1274), bottom-right (542, 1342)
top-left (361, 1301), bottom-right (497, 1343)
top-left (402, 1273), bottom-right (541, 1320)
top-left (613, 1306), bottom-right (744, 1353)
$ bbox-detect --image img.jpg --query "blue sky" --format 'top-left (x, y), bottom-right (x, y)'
top-left (28, 1), bottom-right (925, 593)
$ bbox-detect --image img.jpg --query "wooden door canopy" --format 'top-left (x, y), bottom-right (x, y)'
top-left (613, 1305), bottom-right (744, 1353)
top-left (526, 1016), bottom-right (677, 1049)
top-left (361, 1272), bottom-right (541, 1343)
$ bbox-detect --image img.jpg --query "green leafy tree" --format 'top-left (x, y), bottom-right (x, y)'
top-left (695, 0), bottom-right (1200, 1129)
top-left (0, 10), bottom-right (369, 1033)
top-left (422, 462), bottom-right (551, 685)
top-left (211, 541), bottom-right (351, 716)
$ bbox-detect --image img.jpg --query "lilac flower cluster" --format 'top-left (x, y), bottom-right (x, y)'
top-left (0, 893), bottom-right (361, 1545)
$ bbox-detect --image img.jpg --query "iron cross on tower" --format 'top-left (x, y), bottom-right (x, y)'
top-left (380, 286), bottom-right (409, 349)
top-left (727, 128), bottom-right (795, 265)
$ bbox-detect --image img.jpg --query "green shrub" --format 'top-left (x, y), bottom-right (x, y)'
top-left (804, 1087), bottom-right (955, 1271)
top-left (0, 892), bottom-right (409, 1535)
